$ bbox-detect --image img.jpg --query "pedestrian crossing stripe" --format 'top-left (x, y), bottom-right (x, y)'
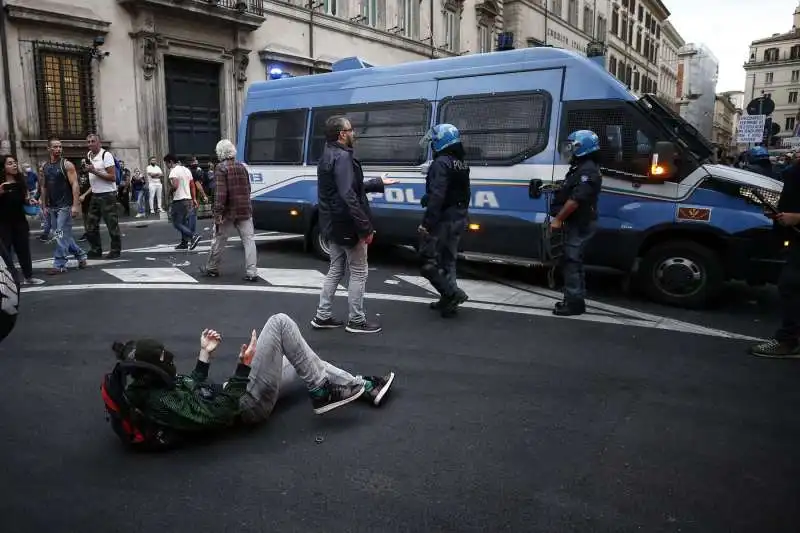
top-left (19, 265), bottom-right (762, 342)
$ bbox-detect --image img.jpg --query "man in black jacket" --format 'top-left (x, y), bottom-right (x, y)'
top-left (751, 161), bottom-right (800, 358)
top-left (311, 115), bottom-right (397, 334)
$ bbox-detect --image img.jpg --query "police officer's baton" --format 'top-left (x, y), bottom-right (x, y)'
top-left (751, 188), bottom-right (800, 234)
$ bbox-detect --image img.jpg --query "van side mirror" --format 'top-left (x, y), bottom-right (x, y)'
top-left (648, 141), bottom-right (678, 183)
top-left (529, 178), bottom-right (543, 199)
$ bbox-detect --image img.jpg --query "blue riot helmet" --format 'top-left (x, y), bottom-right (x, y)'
top-left (560, 129), bottom-right (601, 162)
top-left (749, 146), bottom-right (769, 161)
top-left (420, 123), bottom-right (461, 153)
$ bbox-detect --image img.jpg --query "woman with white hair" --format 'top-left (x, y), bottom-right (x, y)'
top-left (199, 139), bottom-right (258, 281)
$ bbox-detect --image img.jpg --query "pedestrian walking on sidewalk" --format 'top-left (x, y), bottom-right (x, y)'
top-left (311, 115), bottom-right (397, 334)
top-left (199, 140), bottom-right (258, 281)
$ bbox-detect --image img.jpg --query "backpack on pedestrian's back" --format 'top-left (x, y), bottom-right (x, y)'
top-left (99, 149), bottom-right (124, 186)
top-left (100, 358), bottom-right (182, 452)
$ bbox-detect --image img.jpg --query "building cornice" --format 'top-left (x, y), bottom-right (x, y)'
top-left (4, 0), bottom-right (111, 34)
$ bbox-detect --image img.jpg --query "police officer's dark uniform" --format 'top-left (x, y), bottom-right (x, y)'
top-left (549, 129), bottom-right (603, 316)
top-left (744, 146), bottom-right (775, 179)
top-left (751, 160), bottom-right (800, 357)
top-left (418, 124), bottom-right (471, 318)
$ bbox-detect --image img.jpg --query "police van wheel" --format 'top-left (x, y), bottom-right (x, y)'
top-left (310, 222), bottom-right (331, 261)
top-left (638, 240), bottom-right (723, 309)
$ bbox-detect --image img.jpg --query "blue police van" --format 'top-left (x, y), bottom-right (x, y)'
top-left (236, 47), bottom-right (787, 309)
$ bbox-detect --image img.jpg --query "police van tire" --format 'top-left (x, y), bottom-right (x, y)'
top-left (310, 222), bottom-right (331, 261)
top-left (638, 240), bottom-right (723, 309)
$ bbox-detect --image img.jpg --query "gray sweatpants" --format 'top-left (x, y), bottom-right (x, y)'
top-left (238, 313), bottom-right (366, 423)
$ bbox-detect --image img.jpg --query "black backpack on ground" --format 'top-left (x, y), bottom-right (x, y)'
top-left (101, 361), bottom-right (182, 452)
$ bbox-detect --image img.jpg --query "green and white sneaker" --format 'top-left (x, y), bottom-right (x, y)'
top-left (361, 372), bottom-right (395, 406)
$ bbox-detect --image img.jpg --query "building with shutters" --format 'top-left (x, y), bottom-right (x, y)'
top-left (743, 1), bottom-right (800, 147)
top-left (712, 92), bottom-right (736, 159)
top-left (0, 0), bottom-right (502, 170)
top-left (0, 0), bottom-right (701, 171)
top-left (657, 19), bottom-right (683, 110)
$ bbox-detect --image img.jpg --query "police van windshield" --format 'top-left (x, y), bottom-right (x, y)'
top-left (636, 94), bottom-right (715, 164)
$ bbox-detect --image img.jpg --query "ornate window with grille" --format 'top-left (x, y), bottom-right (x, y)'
top-left (32, 41), bottom-right (96, 140)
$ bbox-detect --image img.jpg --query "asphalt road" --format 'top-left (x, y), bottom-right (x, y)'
top-left (1, 220), bottom-right (798, 532)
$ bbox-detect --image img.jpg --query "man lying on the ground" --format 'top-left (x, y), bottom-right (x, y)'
top-left (114, 313), bottom-right (395, 435)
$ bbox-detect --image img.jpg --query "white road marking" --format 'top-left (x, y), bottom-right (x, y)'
top-left (396, 275), bottom-right (616, 316)
top-left (19, 282), bottom-right (762, 341)
top-left (122, 233), bottom-right (300, 254)
top-left (28, 258), bottom-right (129, 269)
top-left (257, 268), bottom-right (343, 289)
top-left (101, 268), bottom-right (198, 283)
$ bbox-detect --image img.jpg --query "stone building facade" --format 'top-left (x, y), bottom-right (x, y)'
top-left (0, 0), bottom-right (502, 170)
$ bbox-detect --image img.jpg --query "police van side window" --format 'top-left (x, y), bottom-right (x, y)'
top-left (561, 102), bottom-right (664, 180)
top-left (436, 91), bottom-right (551, 166)
top-left (307, 100), bottom-right (431, 165)
top-left (245, 110), bottom-right (308, 164)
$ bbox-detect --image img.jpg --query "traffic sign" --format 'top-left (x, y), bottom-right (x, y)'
top-left (737, 115), bottom-right (767, 143)
top-left (746, 96), bottom-right (775, 116)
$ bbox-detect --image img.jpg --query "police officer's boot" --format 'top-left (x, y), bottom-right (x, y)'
top-left (439, 289), bottom-right (469, 318)
top-left (429, 288), bottom-right (468, 311)
top-left (553, 298), bottom-right (586, 316)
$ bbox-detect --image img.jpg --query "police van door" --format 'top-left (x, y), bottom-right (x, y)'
top-left (432, 68), bottom-right (563, 261)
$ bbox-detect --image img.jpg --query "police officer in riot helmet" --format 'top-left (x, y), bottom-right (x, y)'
top-left (744, 146), bottom-right (776, 179)
top-left (418, 123), bottom-right (471, 318)
top-left (549, 129), bottom-right (603, 316)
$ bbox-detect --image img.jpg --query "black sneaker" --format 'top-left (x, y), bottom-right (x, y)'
top-left (38, 234), bottom-right (50, 243)
top-left (105, 251), bottom-right (121, 260)
top-left (175, 242), bottom-right (188, 250)
top-left (345, 320), bottom-right (382, 334)
top-left (86, 251), bottom-right (103, 260)
top-left (311, 316), bottom-right (344, 329)
top-left (310, 381), bottom-right (365, 414)
top-left (362, 372), bottom-right (395, 406)
top-left (189, 234), bottom-right (202, 250)
top-left (750, 339), bottom-right (800, 358)
top-left (552, 300), bottom-right (586, 316)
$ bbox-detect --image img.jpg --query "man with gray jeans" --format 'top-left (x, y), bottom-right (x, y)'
top-left (311, 115), bottom-right (397, 333)
top-left (200, 139), bottom-right (258, 281)
top-left (117, 313), bottom-right (396, 437)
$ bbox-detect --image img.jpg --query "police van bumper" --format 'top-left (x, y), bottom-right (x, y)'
top-left (725, 228), bottom-right (788, 285)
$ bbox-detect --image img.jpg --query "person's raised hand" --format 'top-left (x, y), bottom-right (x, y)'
top-left (239, 329), bottom-right (258, 366)
top-left (200, 328), bottom-right (222, 353)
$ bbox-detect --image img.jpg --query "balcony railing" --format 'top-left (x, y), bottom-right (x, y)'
top-left (117, 0), bottom-right (265, 29)
top-left (746, 54), bottom-right (800, 67)
top-left (217, 0), bottom-right (265, 17)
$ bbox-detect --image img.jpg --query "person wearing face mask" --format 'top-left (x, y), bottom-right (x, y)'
top-left (549, 129), bottom-right (603, 317)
